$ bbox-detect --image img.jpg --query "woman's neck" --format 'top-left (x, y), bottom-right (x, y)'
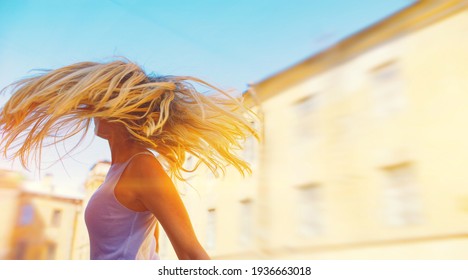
top-left (108, 137), bottom-right (148, 165)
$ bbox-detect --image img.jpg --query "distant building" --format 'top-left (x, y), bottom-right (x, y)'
top-left (0, 170), bottom-right (22, 259)
top-left (163, 0), bottom-right (468, 259)
top-left (0, 170), bottom-right (83, 260)
top-left (247, 0), bottom-right (468, 259)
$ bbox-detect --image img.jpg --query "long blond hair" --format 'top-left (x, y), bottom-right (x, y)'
top-left (0, 58), bottom-right (260, 181)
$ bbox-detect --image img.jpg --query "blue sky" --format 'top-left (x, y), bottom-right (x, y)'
top-left (0, 0), bottom-right (413, 191)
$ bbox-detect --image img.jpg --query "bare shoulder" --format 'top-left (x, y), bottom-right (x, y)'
top-left (124, 153), bottom-right (173, 195)
top-left (126, 153), bottom-right (166, 177)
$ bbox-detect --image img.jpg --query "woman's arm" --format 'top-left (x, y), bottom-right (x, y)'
top-left (127, 155), bottom-right (210, 260)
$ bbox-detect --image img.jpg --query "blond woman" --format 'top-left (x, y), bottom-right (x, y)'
top-left (0, 59), bottom-right (259, 260)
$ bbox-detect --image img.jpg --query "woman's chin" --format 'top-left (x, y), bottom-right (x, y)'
top-left (95, 133), bottom-right (108, 140)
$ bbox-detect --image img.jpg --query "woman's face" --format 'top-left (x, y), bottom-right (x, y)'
top-left (93, 117), bottom-right (129, 140)
top-left (93, 117), bottom-right (111, 139)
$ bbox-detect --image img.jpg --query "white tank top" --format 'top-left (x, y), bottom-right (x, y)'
top-left (84, 152), bottom-right (160, 260)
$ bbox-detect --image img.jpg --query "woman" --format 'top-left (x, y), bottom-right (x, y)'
top-left (0, 59), bottom-right (260, 260)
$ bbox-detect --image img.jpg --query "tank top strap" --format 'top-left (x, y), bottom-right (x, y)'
top-left (125, 151), bottom-right (154, 164)
top-left (105, 151), bottom-right (154, 191)
top-left (118, 151), bottom-right (154, 173)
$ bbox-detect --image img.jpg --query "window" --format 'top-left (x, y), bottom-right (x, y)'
top-left (206, 209), bottom-right (216, 250)
top-left (185, 154), bottom-right (196, 172)
top-left (47, 243), bottom-right (57, 260)
top-left (243, 135), bottom-right (256, 164)
top-left (292, 95), bottom-right (317, 142)
top-left (14, 240), bottom-right (27, 259)
top-left (296, 183), bottom-right (323, 237)
top-left (51, 209), bottom-right (62, 227)
top-left (336, 115), bottom-right (353, 144)
top-left (370, 61), bottom-right (406, 117)
top-left (18, 204), bottom-right (34, 226)
top-left (291, 95), bottom-right (318, 182)
top-left (382, 163), bottom-right (422, 226)
top-left (243, 120), bottom-right (259, 167)
top-left (239, 199), bottom-right (253, 247)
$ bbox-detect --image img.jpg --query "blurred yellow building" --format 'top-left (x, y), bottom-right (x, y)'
top-left (0, 170), bottom-right (22, 259)
top-left (0, 170), bottom-right (83, 260)
top-left (159, 0), bottom-right (468, 259)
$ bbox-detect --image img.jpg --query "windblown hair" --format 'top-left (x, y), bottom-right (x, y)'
top-left (0, 58), bottom-right (260, 181)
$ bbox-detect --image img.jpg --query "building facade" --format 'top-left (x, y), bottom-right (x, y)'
top-left (161, 0), bottom-right (468, 259)
top-left (0, 170), bottom-right (22, 259)
top-left (0, 170), bottom-right (83, 260)
top-left (253, 0), bottom-right (468, 259)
